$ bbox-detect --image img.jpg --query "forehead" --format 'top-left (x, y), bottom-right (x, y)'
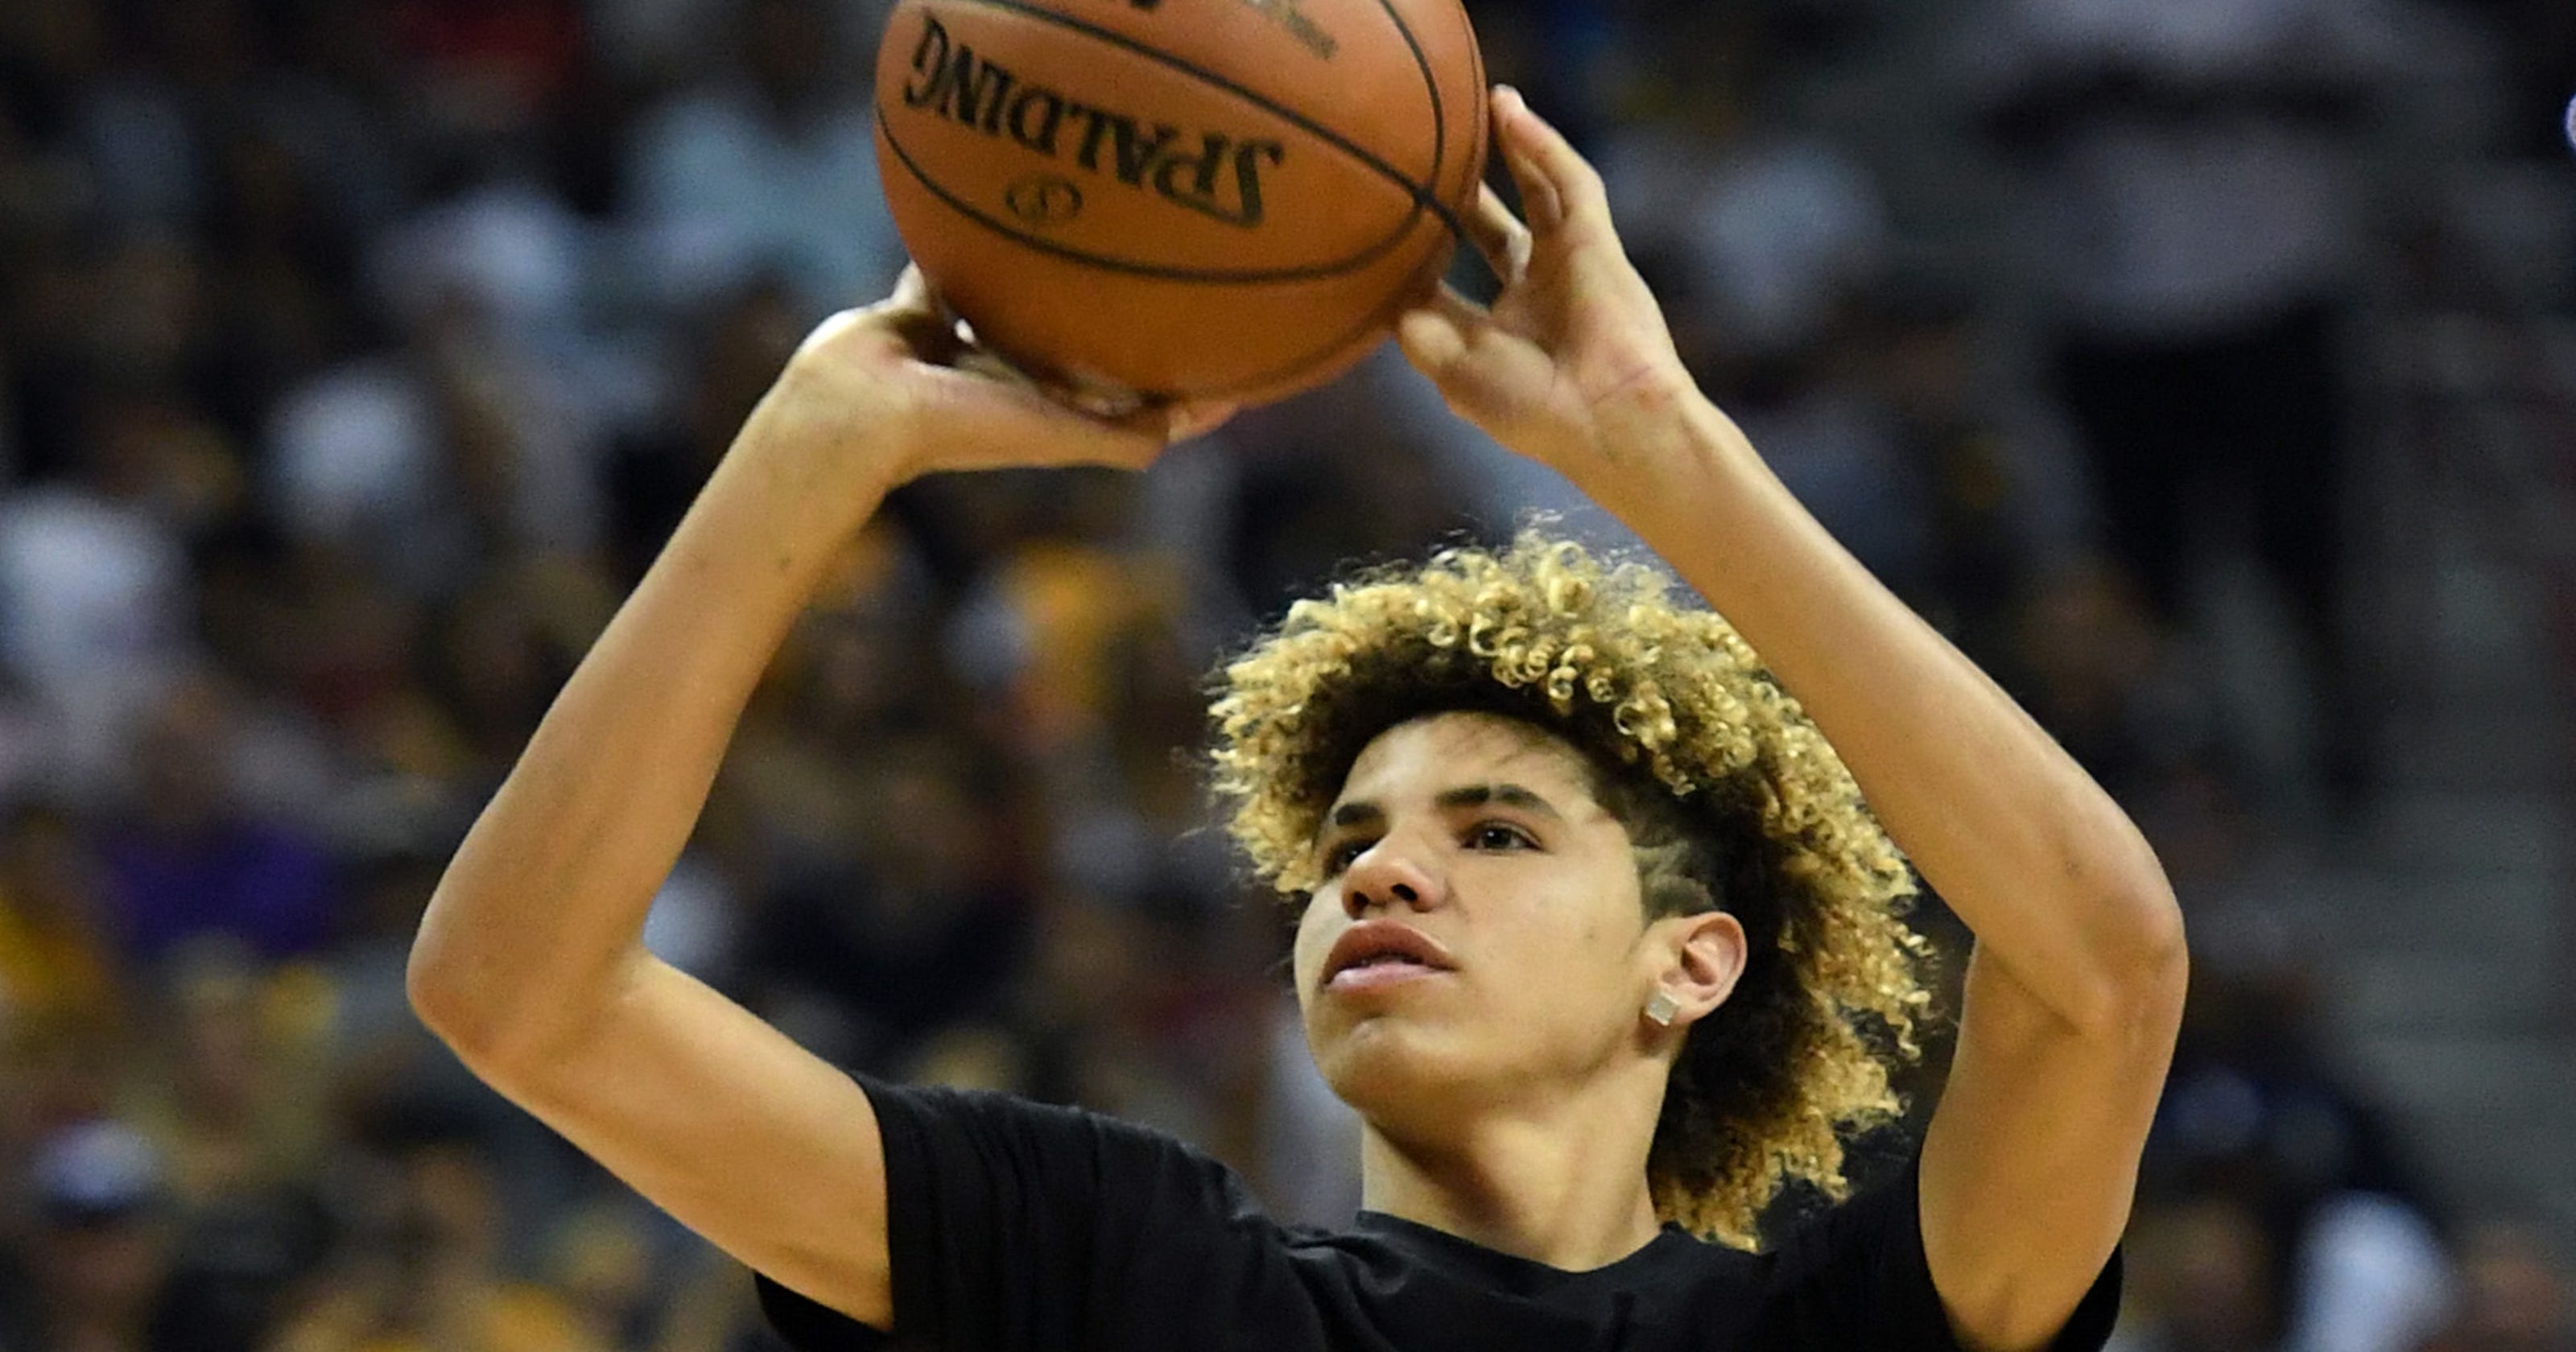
top-left (1331, 711), bottom-right (1600, 806)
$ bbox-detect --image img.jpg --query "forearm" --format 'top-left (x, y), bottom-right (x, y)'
top-left (1586, 393), bottom-right (2182, 1030)
top-left (409, 404), bottom-right (900, 1063)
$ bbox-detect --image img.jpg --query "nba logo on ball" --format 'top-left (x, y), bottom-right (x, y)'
top-left (874, 0), bottom-right (1487, 402)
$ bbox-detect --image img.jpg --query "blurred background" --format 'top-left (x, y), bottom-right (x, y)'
top-left (1, 0), bottom-right (2572, 1347)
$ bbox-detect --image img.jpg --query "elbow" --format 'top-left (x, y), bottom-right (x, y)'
top-left (2042, 843), bottom-right (2187, 1042)
top-left (407, 905), bottom-right (625, 1082)
top-left (406, 922), bottom-right (492, 1058)
top-left (2125, 893), bottom-right (2190, 1037)
top-left (405, 909), bottom-right (539, 1074)
top-left (407, 946), bottom-right (554, 1083)
top-left (2084, 876), bottom-right (2190, 1045)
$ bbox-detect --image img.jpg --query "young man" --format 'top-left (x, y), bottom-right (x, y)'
top-left (409, 87), bottom-right (2186, 1350)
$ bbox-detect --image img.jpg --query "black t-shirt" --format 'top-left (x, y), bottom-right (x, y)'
top-left (757, 1076), bottom-right (2124, 1352)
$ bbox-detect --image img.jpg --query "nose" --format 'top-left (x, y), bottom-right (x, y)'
top-left (1340, 839), bottom-right (1447, 917)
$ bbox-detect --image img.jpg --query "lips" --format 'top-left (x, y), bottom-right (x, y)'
top-left (1322, 921), bottom-right (1456, 991)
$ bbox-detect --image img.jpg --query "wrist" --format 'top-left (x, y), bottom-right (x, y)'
top-left (702, 407), bottom-right (906, 571)
top-left (733, 377), bottom-right (916, 500)
top-left (1572, 381), bottom-right (1759, 511)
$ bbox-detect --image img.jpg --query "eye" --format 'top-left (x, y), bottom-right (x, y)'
top-left (1319, 837), bottom-right (1374, 876)
top-left (1465, 822), bottom-right (1538, 852)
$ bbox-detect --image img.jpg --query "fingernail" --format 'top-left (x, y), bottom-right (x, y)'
top-left (1496, 83), bottom-right (1524, 113)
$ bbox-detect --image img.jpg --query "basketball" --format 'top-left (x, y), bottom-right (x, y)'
top-left (873, 0), bottom-right (1487, 403)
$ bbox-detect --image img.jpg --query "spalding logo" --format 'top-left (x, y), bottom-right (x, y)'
top-left (901, 14), bottom-right (1286, 228)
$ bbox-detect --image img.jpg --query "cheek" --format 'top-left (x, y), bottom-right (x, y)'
top-left (1485, 886), bottom-right (1641, 1001)
top-left (1289, 891), bottom-right (1340, 987)
top-left (1505, 870), bottom-right (1629, 946)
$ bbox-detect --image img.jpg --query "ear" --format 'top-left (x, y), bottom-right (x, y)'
top-left (1650, 910), bottom-right (1747, 1030)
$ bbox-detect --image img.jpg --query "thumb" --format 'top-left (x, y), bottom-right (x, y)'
top-left (1396, 291), bottom-right (1552, 431)
top-left (912, 365), bottom-right (1169, 471)
top-left (1396, 306), bottom-right (1471, 381)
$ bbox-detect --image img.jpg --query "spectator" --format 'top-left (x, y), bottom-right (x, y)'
top-left (8, 1119), bottom-right (174, 1352)
top-left (2150, 967), bottom-right (2456, 1352)
top-left (1962, 0), bottom-right (2416, 806)
top-left (735, 732), bottom-right (1034, 1071)
top-left (0, 800), bottom-right (125, 1028)
top-left (266, 1124), bottom-right (603, 1352)
top-left (2116, 1190), bottom-right (2283, 1352)
top-left (0, 381), bottom-right (200, 802)
top-left (2419, 1223), bottom-right (2574, 1352)
top-left (0, 0), bottom-right (2566, 1345)
top-left (93, 676), bottom-right (338, 967)
top-left (623, 0), bottom-right (902, 317)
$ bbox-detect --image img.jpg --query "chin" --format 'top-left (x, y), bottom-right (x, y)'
top-left (1308, 1015), bottom-right (1483, 1125)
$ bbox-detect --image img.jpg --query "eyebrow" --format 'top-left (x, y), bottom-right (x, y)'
top-left (1323, 783), bottom-right (1567, 834)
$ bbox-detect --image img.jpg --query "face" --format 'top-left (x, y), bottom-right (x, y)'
top-left (1293, 712), bottom-right (1712, 1130)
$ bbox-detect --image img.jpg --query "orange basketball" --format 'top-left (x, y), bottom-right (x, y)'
top-left (873, 0), bottom-right (1486, 403)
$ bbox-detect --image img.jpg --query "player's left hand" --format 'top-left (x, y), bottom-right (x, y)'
top-left (1395, 86), bottom-right (1698, 481)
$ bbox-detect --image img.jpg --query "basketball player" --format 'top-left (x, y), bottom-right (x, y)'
top-left (411, 87), bottom-right (2183, 1350)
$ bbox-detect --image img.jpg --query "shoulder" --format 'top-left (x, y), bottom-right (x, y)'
top-left (1761, 1154), bottom-right (1930, 1286)
top-left (863, 1075), bottom-right (1264, 1211)
top-left (859, 1074), bottom-right (1296, 1295)
top-left (766, 1078), bottom-right (1315, 1352)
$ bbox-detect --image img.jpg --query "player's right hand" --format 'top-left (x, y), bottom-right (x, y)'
top-left (1393, 87), bottom-right (1694, 489)
top-left (746, 266), bottom-right (1237, 489)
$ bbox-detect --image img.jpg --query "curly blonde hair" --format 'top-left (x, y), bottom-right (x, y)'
top-left (1208, 534), bottom-right (1934, 1248)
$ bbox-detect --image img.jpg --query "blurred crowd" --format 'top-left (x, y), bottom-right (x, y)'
top-left (1, 0), bottom-right (2572, 1349)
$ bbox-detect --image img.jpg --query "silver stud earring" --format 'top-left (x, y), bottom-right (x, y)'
top-left (1644, 991), bottom-right (1681, 1028)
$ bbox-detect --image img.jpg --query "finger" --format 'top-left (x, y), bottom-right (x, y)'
top-left (1090, 394), bottom-right (1236, 444)
top-left (888, 262), bottom-right (933, 313)
top-left (897, 263), bottom-right (969, 331)
top-left (885, 305), bottom-right (965, 364)
top-left (951, 344), bottom-right (1042, 391)
top-left (1160, 398), bottom-right (1240, 443)
top-left (1495, 145), bottom-right (1562, 236)
top-left (1464, 183), bottom-right (1534, 286)
top-left (1430, 279), bottom-right (1492, 324)
top-left (871, 265), bottom-right (972, 361)
top-left (951, 344), bottom-right (1161, 435)
top-left (921, 367), bottom-right (1171, 470)
top-left (1396, 283), bottom-right (1497, 370)
top-left (926, 357), bottom-right (1228, 467)
top-left (1395, 285), bottom-right (1552, 416)
top-left (1057, 382), bottom-right (1148, 421)
top-left (1492, 84), bottom-right (1607, 237)
top-left (1396, 304), bottom-right (1472, 379)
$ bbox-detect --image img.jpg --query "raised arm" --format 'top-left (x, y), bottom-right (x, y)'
top-left (407, 272), bottom-right (1227, 1328)
top-left (1399, 88), bottom-right (2186, 1352)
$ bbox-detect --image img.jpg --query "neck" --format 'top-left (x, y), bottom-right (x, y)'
top-left (1356, 1072), bottom-right (1667, 1271)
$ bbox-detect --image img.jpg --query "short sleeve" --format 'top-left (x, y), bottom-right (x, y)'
top-left (1758, 1157), bottom-right (2124, 1352)
top-left (754, 1076), bottom-right (1321, 1352)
